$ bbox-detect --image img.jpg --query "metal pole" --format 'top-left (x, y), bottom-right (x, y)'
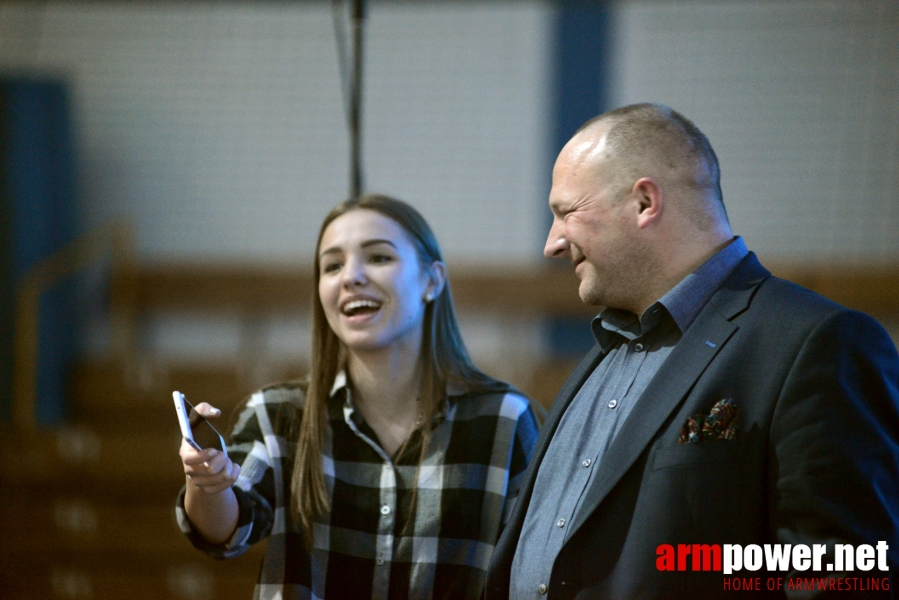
top-left (349, 0), bottom-right (365, 199)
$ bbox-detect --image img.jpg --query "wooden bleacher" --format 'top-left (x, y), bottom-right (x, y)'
top-left (2, 260), bottom-right (897, 599)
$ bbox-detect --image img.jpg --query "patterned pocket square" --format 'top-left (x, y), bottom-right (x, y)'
top-left (678, 398), bottom-right (739, 444)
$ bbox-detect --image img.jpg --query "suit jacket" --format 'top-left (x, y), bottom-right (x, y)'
top-left (486, 253), bottom-right (899, 599)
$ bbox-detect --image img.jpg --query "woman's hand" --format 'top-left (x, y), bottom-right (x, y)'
top-left (178, 402), bottom-right (241, 544)
top-left (179, 402), bottom-right (240, 495)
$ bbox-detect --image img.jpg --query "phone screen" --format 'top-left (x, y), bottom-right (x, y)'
top-left (189, 402), bottom-right (228, 453)
top-left (175, 392), bottom-right (228, 456)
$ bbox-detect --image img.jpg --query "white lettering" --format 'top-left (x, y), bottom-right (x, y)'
top-left (876, 541), bottom-right (890, 571)
top-left (764, 544), bottom-right (791, 571)
top-left (723, 545), bottom-right (742, 575)
top-left (744, 545), bottom-right (763, 571)
top-left (792, 545), bottom-right (811, 571)
top-left (835, 544), bottom-right (854, 571)
top-left (813, 544), bottom-right (826, 571)
top-left (857, 545), bottom-right (875, 571)
top-left (692, 542), bottom-right (889, 574)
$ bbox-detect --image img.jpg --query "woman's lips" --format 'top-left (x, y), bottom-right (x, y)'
top-left (344, 309), bottom-right (379, 325)
top-left (340, 297), bottom-right (383, 325)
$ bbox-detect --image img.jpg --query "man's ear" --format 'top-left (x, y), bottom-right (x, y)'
top-left (632, 177), bottom-right (663, 229)
top-left (423, 261), bottom-right (447, 302)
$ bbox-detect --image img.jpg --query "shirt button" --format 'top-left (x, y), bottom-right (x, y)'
top-left (634, 342), bottom-right (645, 352)
top-left (608, 399), bottom-right (618, 409)
top-left (538, 583), bottom-right (547, 595)
top-left (557, 518), bottom-right (566, 528)
top-left (380, 505), bottom-right (391, 515)
top-left (582, 458), bottom-right (591, 468)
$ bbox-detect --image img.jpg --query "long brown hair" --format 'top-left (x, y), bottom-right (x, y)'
top-left (292, 194), bottom-right (507, 545)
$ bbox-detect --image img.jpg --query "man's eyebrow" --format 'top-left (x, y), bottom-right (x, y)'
top-left (319, 239), bottom-right (396, 259)
top-left (548, 201), bottom-right (564, 216)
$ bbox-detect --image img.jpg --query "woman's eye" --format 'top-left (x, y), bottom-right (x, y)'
top-left (370, 254), bottom-right (392, 264)
top-left (322, 262), bottom-right (341, 273)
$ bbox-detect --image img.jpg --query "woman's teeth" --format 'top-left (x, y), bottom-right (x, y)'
top-left (342, 299), bottom-right (381, 316)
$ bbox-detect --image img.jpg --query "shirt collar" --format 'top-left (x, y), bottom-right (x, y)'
top-left (328, 369), bottom-right (454, 427)
top-left (326, 370), bottom-right (358, 426)
top-left (593, 304), bottom-right (667, 351)
top-left (329, 370), bottom-right (348, 398)
top-left (329, 369), bottom-right (464, 398)
top-left (591, 236), bottom-right (748, 348)
top-left (659, 236), bottom-right (747, 332)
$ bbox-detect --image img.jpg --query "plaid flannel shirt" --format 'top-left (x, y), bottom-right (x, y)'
top-left (176, 376), bottom-right (539, 600)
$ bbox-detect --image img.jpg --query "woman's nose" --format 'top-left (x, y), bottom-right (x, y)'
top-left (341, 256), bottom-right (367, 287)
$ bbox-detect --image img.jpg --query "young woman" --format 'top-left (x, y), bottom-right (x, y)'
top-left (176, 194), bottom-right (540, 599)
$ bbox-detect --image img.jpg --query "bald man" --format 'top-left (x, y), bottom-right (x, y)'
top-left (484, 104), bottom-right (899, 599)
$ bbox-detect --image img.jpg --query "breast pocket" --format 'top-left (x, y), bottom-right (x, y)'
top-left (652, 440), bottom-right (744, 471)
top-left (650, 440), bottom-right (754, 537)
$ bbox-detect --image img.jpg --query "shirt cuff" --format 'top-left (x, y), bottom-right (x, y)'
top-left (175, 484), bottom-right (255, 559)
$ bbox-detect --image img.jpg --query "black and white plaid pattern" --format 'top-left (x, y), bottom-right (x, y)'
top-left (177, 377), bottom-right (539, 600)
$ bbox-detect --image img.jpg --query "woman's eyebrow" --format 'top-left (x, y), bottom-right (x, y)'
top-left (361, 239), bottom-right (397, 249)
top-left (319, 239), bottom-right (396, 259)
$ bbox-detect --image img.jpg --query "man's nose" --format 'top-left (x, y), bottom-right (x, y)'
top-left (544, 221), bottom-right (569, 259)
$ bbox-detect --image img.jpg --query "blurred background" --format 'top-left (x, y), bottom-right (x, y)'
top-left (1, 0), bottom-right (897, 598)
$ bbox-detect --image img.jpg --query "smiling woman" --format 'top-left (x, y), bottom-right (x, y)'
top-left (174, 194), bottom-right (540, 600)
top-left (317, 209), bottom-right (441, 363)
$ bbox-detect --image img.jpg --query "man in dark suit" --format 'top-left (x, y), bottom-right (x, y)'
top-left (485, 104), bottom-right (899, 599)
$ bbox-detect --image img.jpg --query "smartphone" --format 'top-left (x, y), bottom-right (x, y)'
top-left (173, 391), bottom-right (228, 457)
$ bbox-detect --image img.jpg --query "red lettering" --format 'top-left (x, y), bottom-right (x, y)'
top-left (656, 544), bottom-right (675, 571)
top-left (691, 544), bottom-right (722, 571)
top-left (677, 544), bottom-right (691, 571)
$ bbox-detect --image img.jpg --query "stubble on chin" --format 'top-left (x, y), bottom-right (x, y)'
top-left (577, 272), bottom-right (606, 307)
top-left (577, 264), bottom-right (636, 311)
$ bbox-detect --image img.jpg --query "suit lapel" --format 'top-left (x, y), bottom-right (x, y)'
top-left (565, 253), bottom-right (770, 540)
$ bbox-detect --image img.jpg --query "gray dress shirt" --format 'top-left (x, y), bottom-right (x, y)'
top-left (510, 237), bottom-right (748, 599)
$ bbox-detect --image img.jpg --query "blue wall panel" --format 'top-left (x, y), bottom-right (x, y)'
top-left (0, 78), bottom-right (78, 425)
top-left (547, 1), bottom-right (613, 359)
top-left (552, 0), bottom-right (613, 156)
